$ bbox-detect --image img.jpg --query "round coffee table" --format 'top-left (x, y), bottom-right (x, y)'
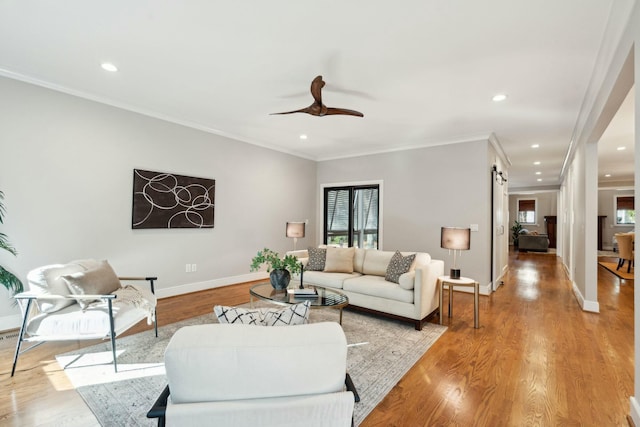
top-left (249, 282), bottom-right (349, 324)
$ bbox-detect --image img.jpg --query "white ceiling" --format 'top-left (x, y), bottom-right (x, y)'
top-left (0, 1), bottom-right (631, 189)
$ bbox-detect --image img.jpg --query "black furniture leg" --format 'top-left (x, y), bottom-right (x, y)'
top-left (11, 298), bottom-right (32, 377)
top-left (108, 298), bottom-right (118, 373)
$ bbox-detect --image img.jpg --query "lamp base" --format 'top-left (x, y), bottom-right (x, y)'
top-left (450, 268), bottom-right (461, 279)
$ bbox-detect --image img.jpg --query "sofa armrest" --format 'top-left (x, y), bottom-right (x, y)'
top-left (413, 259), bottom-right (444, 319)
top-left (286, 249), bottom-right (309, 259)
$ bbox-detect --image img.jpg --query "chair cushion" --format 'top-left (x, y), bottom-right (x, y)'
top-left (385, 251), bottom-right (416, 283)
top-left (164, 322), bottom-right (348, 403)
top-left (25, 285), bottom-right (152, 339)
top-left (62, 260), bottom-right (122, 309)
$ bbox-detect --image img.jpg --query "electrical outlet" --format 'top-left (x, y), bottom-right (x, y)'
top-left (470, 224), bottom-right (479, 232)
top-left (191, 264), bottom-right (197, 272)
top-left (185, 264), bottom-right (191, 273)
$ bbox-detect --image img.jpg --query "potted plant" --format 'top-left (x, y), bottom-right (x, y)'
top-left (0, 191), bottom-right (23, 295)
top-left (250, 248), bottom-right (302, 290)
top-left (511, 220), bottom-right (523, 249)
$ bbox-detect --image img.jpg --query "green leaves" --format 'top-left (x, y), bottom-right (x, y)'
top-left (0, 267), bottom-right (23, 295)
top-left (250, 248), bottom-right (302, 275)
top-left (0, 190), bottom-right (24, 295)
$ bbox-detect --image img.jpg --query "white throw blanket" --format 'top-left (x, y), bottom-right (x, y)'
top-left (112, 285), bottom-right (157, 324)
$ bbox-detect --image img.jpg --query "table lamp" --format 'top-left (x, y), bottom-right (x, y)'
top-left (286, 221), bottom-right (305, 251)
top-left (440, 227), bottom-right (471, 279)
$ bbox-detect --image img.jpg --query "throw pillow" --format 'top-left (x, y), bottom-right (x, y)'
top-left (324, 247), bottom-right (355, 273)
top-left (306, 247), bottom-right (327, 271)
top-left (61, 260), bottom-right (122, 309)
top-left (213, 301), bottom-right (311, 326)
top-left (26, 263), bottom-right (86, 313)
top-left (214, 305), bottom-right (260, 325)
top-left (385, 251), bottom-right (416, 284)
top-left (261, 300), bottom-right (311, 326)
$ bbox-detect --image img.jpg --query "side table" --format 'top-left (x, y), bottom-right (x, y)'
top-left (438, 275), bottom-right (479, 329)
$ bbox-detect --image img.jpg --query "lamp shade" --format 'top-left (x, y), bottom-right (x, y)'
top-left (440, 227), bottom-right (470, 250)
top-left (286, 222), bottom-right (305, 238)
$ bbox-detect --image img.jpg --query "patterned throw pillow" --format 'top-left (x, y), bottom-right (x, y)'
top-left (261, 300), bottom-right (311, 326)
top-left (214, 305), bottom-right (260, 325)
top-left (214, 301), bottom-right (311, 326)
top-left (385, 251), bottom-right (416, 284)
top-left (306, 247), bottom-right (327, 271)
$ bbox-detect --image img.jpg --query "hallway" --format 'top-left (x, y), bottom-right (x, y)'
top-left (363, 251), bottom-right (634, 426)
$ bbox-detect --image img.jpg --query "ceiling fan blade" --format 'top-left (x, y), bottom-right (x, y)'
top-left (271, 103), bottom-right (323, 116)
top-left (324, 107), bottom-right (364, 117)
top-left (271, 75), bottom-right (363, 118)
top-left (310, 76), bottom-right (325, 104)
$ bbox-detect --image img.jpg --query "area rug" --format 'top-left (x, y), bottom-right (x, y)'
top-left (57, 307), bottom-right (447, 426)
top-left (599, 261), bottom-right (634, 280)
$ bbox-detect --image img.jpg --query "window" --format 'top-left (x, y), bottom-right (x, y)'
top-left (324, 185), bottom-right (379, 249)
top-left (616, 196), bottom-right (635, 225)
top-left (517, 198), bottom-right (536, 224)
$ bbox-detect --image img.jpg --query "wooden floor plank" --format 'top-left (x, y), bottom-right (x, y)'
top-left (0, 253), bottom-right (633, 426)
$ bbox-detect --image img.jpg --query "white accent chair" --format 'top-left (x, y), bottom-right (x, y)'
top-left (147, 322), bottom-right (359, 427)
top-left (12, 259), bottom-right (157, 376)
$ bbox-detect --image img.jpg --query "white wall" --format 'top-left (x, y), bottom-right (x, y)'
top-left (0, 76), bottom-right (317, 329)
top-left (558, 0), bottom-right (640, 420)
top-left (317, 139), bottom-right (495, 292)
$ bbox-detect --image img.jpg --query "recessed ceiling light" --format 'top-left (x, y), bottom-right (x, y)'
top-left (617, 146), bottom-right (626, 151)
top-left (531, 144), bottom-right (539, 149)
top-left (299, 134), bottom-right (308, 140)
top-left (533, 161), bottom-right (541, 165)
top-left (101, 62), bottom-right (118, 72)
top-left (605, 174), bottom-right (612, 177)
top-left (537, 178), bottom-right (542, 182)
top-left (535, 171), bottom-right (541, 175)
top-left (492, 94), bottom-right (507, 102)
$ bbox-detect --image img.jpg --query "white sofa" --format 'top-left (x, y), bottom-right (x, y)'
top-left (147, 322), bottom-right (358, 427)
top-left (288, 247), bottom-right (444, 330)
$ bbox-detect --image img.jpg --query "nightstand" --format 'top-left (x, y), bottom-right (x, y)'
top-left (438, 275), bottom-right (479, 328)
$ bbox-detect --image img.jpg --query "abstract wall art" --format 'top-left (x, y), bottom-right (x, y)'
top-left (132, 169), bottom-right (215, 229)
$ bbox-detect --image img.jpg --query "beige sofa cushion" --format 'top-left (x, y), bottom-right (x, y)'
top-left (302, 271), bottom-right (361, 289)
top-left (353, 248), bottom-right (366, 273)
top-left (362, 250), bottom-right (395, 276)
top-left (324, 247), bottom-right (355, 273)
top-left (343, 275), bottom-right (414, 304)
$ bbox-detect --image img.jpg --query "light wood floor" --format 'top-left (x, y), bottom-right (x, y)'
top-left (0, 252), bottom-right (633, 426)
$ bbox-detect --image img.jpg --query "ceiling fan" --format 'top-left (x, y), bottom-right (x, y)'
top-left (271, 76), bottom-right (364, 117)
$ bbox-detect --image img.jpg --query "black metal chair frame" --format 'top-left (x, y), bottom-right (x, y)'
top-left (147, 373), bottom-right (360, 427)
top-left (11, 276), bottom-right (158, 377)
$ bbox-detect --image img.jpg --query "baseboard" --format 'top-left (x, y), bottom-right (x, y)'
top-left (0, 314), bottom-right (22, 332)
top-left (571, 281), bottom-right (600, 313)
top-left (629, 396), bottom-right (640, 426)
top-left (155, 272), bottom-right (267, 299)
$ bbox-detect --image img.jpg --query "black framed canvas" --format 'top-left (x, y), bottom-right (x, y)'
top-left (132, 169), bottom-right (215, 229)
